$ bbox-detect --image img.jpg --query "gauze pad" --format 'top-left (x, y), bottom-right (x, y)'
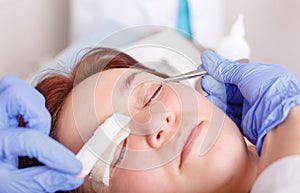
top-left (76, 113), bottom-right (130, 185)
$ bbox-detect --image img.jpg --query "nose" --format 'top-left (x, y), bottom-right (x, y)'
top-left (146, 111), bottom-right (177, 148)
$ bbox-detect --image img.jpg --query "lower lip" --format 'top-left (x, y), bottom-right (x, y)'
top-left (180, 124), bottom-right (202, 167)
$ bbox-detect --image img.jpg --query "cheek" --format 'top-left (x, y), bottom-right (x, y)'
top-left (158, 86), bottom-right (182, 116)
top-left (110, 170), bottom-right (143, 192)
top-left (182, 115), bottom-right (248, 191)
top-left (197, 94), bottom-right (214, 117)
top-left (110, 168), bottom-right (175, 193)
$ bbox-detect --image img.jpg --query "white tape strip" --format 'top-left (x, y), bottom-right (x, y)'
top-left (76, 113), bottom-right (130, 183)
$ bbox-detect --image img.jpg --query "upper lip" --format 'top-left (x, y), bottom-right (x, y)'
top-left (179, 122), bottom-right (202, 168)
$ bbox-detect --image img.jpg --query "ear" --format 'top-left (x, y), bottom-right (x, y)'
top-left (146, 112), bottom-right (176, 148)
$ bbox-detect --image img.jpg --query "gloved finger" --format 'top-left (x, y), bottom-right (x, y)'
top-left (201, 75), bottom-right (218, 94)
top-left (0, 75), bottom-right (14, 92)
top-left (201, 50), bottom-right (246, 85)
top-left (200, 50), bottom-right (224, 81)
top-left (206, 94), bottom-right (242, 128)
top-left (0, 90), bottom-right (51, 135)
top-left (206, 94), bottom-right (227, 112)
top-left (202, 74), bottom-right (245, 107)
top-left (0, 76), bottom-right (51, 134)
top-left (0, 129), bottom-right (82, 175)
top-left (197, 64), bottom-right (205, 71)
top-left (0, 166), bottom-right (83, 193)
top-left (201, 75), bottom-right (226, 102)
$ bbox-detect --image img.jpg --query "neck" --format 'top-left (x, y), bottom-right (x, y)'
top-left (239, 145), bottom-right (259, 192)
top-left (225, 143), bottom-right (259, 193)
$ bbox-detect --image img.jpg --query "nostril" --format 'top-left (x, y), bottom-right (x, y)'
top-left (166, 117), bottom-right (171, 123)
top-left (166, 114), bottom-right (175, 123)
top-left (157, 133), bottom-right (161, 139)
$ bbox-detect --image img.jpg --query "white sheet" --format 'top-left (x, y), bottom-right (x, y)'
top-left (251, 155), bottom-right (300, 193)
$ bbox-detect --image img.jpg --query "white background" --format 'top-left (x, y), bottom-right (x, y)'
top-left (0, 0), bottom-right (299, 79)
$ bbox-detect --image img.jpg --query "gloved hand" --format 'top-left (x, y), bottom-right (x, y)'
top-left (0, 76), bottom-right (84, 192)
top-left (0, 75), bottom-right (51, 133)
top-left (0, 128), bottom-right (83, 193)
top-left (200, 50), bottom-right (300, 154)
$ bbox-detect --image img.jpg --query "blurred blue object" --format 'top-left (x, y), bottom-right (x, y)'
top-left (176, 0), bottom-right (192, 39)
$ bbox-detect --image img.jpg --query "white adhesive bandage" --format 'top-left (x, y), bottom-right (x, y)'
top-left (76, 113), bottom-right (130, 186)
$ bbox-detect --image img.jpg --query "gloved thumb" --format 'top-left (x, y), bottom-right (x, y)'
top-left (0, 166), bottom-right (84, 193)
top-left (201, 50), bottom-right (245, 85)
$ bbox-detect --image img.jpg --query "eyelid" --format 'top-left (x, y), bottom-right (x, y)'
top-left (143, 83), bottom-right (163, 107)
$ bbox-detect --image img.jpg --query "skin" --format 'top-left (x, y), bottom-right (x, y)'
top-left (259, 105), bottom-right (300, 174)
top-left (56, 68), bottom-right (258, 193)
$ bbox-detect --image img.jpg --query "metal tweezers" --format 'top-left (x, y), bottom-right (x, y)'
top-left (164, 68), bottom-right (208, 83)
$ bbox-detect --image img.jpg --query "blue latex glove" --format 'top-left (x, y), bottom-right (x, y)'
top-left (0, 75), bottom-right (50, 133)
top-left (200, 51), bottom-right (300, 154)
top-left (0, 76), bottom-right (84, 192)
top-left (0, 129), bottom-right (84, 193)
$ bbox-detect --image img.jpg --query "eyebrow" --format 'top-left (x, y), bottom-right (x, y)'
top-left (120, 71), bottom-right (142, 93)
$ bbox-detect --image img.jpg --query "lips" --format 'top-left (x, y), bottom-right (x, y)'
top-left (180, 123), bottom-right (203, 167)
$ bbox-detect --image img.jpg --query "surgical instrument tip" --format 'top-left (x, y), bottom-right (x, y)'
top-left (164, 68), bottom-right (208, 83)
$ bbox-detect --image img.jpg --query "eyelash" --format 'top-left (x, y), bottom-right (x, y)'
top-left (143, 83), bottom-right (163, 107)
top-left (112, 138), bottom-right (127, 168)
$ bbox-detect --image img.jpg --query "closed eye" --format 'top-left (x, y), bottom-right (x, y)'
top-left (144, 83), bottom-right (163, 107)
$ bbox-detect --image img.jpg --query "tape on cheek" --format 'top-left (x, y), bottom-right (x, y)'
top-left (98, 128), bottom-right (129, 186)
top-left (76, 114), bottom-right (130, 185)
top-left (89, 128), bottom-right (129, 193)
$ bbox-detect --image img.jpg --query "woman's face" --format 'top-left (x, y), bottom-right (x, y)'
top-left (57, 68), bottom-right (257, 193)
